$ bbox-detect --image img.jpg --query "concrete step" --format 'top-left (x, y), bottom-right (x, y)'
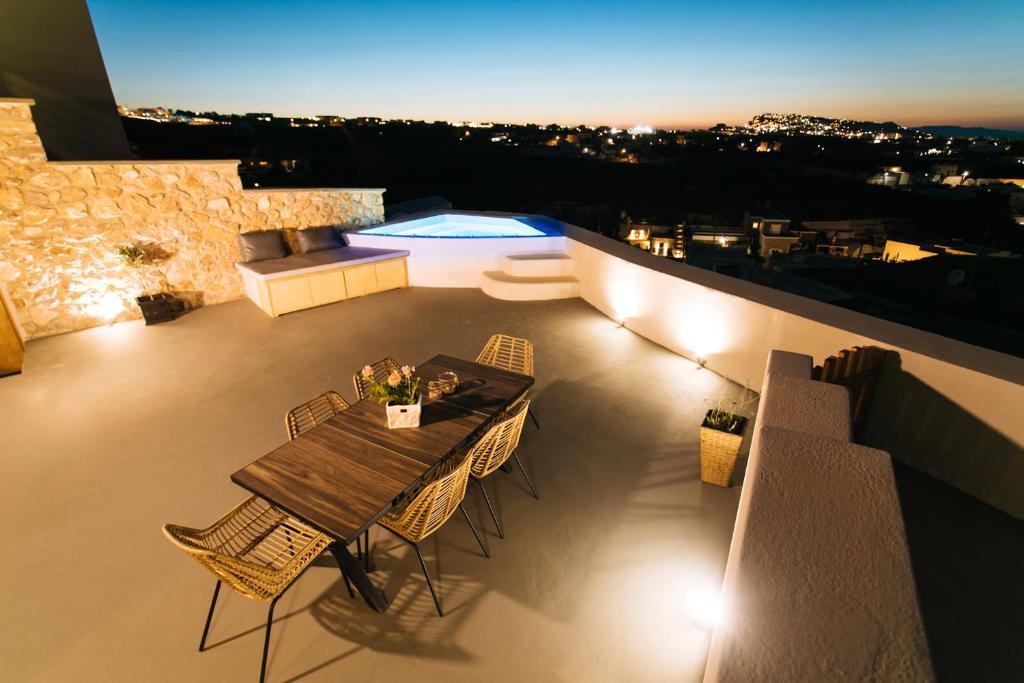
top-left (480, 271), bottom-right (581, 301)
top-left (501, 251), bottom-right (575, 278)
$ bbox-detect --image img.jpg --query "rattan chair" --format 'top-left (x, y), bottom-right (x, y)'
top-left (353, 357), bottom-right (400, 401)
top-left (163, 497), bottom-right (347, 683)
top-left (466, 399), bottom-right (536, 538)
top-left (285, 391), bottom-right (350, 441)
top-left (376, 452), bottom-right (485, 616)
top-left (475, 334), bottom-right (540, 429)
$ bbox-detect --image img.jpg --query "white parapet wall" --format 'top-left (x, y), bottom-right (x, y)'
top-left (704, 350), bottom-right (934, 682)
top-left (554, 221), bottom-right (1024, 521)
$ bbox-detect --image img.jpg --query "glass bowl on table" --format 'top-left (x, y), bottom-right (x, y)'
top-left (427, 380), bottom-right (445, 401)
top-left (439, 371), bottom-right (459, 395)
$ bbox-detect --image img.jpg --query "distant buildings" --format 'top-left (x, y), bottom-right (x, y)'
top-left (882, 239), bottom-right (1020, 262)
top-left (745, 113), bottom-right (904, 139)
top-left (746, 211), bottom-right (798, 257)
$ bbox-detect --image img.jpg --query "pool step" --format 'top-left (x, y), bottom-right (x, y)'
top-left (501, 251), bottom-right (575, 278)
top-left (481, 271), bottom-right (581, 301)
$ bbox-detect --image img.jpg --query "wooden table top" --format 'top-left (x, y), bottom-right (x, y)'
top-left (231, 354), bottom-right (533, 542)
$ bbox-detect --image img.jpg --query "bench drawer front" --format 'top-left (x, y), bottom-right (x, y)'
top-left (268, 278), bottom-right (313, 315)
top-left (344, 264), bottom-right (378, 298)
top-left (374, 259), bottom-right (407, 291)
top-left (309, 270), bottom-right (348, 306)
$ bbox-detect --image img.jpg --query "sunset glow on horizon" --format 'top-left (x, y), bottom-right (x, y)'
top-left (89, 0), bottom-right (1024, 131)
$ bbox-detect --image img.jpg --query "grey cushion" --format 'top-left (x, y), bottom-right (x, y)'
top-left (296, 226), bottom-right (344, 253)
top-left (237, 230), bottom-right (288, 263)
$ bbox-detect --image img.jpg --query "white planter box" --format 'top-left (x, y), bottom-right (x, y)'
top-left (386, 396), bottom-right (421, 429)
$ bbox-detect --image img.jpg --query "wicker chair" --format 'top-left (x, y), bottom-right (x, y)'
top-left (466, 399), bottom-right (536, 539)
top-left (376, 452), bottom-right (485, 616)
top-left (475, 334), bottom-right (540, 429)
top-left (353, 357), bottom-right (400, 401)
top-left (163, 497), bottom-right (347, 683)
top-left (285, 391), bottom-right (350, 441)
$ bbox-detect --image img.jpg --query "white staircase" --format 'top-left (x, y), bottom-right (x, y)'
top-left (481, 252), bottom-right (580, 301)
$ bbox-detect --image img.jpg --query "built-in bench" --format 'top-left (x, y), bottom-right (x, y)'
top-left (236, 246), bottom-right (410, 317)
top-left (704, 350), bottom-right (933, 682)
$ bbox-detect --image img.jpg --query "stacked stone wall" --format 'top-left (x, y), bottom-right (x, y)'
top-left (0, 99), bottom-right (384, 338)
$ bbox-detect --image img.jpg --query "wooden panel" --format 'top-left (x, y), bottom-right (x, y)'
top-left (255, 279), bottom-right (274, 316)
top-left (232, 428), bottom-right (427, 541)
top-left (327, 399), bottom-right (491, 468)
top-left (268, 277), bottom-right (313, 315)
top-left (0, 293), bottom-right (24, 377)
top-left (309, 270), bottom-right (347, 306)
top-left (344, 264), bottom-right (378, 298)
top-left (374, 258), bottom-right (407, 291)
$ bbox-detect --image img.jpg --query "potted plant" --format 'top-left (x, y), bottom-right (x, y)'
top-left (116, 243), bottom-right (186, 325)
top-left (700, 389), bottom-right (754, 487)
top-left (361, 363), bottom-right (422, 429)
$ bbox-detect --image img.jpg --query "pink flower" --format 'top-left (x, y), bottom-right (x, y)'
top-left (386, 371), bottom-right (401, 387)
top-left (401, 365), bottom-right (413, 377)
top-left (361, 365), bottom-right (373, 379)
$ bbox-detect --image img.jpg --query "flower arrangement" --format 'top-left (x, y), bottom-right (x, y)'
top-left (362, 364), bottom-right (421, 406)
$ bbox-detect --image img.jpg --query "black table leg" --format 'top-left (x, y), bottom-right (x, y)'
top-left (329, 541), bottom-right (388, 612)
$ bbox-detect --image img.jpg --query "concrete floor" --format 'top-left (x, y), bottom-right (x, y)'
top-left (0, 288), bottom-right (747, 683)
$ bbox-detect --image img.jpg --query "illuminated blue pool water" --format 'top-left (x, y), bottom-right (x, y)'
top-left (359, 213), bottom-right (552, 238)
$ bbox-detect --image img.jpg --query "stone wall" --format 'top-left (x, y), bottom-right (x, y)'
top-left (0, 99), bottom-right (384, 338)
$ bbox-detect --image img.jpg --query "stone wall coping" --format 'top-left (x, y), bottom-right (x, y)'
top-left (242, 187), bottom-right (386, 194)
top-left (705, 349), bottom-right (934, 682)
top-left (48, 159), bottom-right (241, 166)
top-left (707, 425), bottom-right (934, 682)
top-left (0, 98), bottom-right (36, 105)
top-left (756, 373), bottom-right (852, 442)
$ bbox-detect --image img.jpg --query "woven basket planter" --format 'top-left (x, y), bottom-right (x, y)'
top-left (699, 411), bottom-right (748, 487)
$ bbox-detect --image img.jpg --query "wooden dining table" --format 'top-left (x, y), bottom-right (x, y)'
top-left (231, 354), bottom-right (534, 611)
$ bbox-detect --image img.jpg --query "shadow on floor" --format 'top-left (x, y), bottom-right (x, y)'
top-left (893, 462), bottom-right (1024, 682)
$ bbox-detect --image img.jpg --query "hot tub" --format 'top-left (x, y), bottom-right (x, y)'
top-left (358, 213), bottom-right (554, 238)
top-left (347, 211), bottom-right (567, 287)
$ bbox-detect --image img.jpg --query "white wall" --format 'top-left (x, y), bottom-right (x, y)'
top-left (345, 233), bottom-right (565, 287)
top-left (560, 227), bottom-right (1024, 520)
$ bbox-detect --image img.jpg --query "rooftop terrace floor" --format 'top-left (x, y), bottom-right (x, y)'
top-left (0, 288), bottom-right (745, 682)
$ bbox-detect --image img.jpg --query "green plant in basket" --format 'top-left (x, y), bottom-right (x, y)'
top-left (704, 388), bottom-right (756, 434)
top-left (361, 364), bottom-right (421, 406)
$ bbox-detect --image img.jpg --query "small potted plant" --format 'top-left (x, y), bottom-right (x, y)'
top-left (361, 364), bottom-right (422, 429)
top-left (700, 389), bottom-right (754, 487)
top-left (116, 243), bottom-right (186, 325)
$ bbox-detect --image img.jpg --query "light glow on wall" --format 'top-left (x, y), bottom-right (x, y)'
top-left (607, 265), bottom-right (642, 326)
top-left (85, 292), bottom-right (126, 321)
top-left (674, 300), bottom-right (733, 360)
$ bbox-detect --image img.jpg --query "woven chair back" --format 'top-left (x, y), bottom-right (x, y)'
top-left (162, 497), bottom-right (331, 602)
top-left (468, 399), bottom-right (530, 479)
top-left (381, 452), bottom-right (473, 543)
top-left (353, 357), bottom-right (400, 400)
top-left (475, 334), bottom-right (534, 377)
top-left (285, 391), bottom-right (350, 440)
